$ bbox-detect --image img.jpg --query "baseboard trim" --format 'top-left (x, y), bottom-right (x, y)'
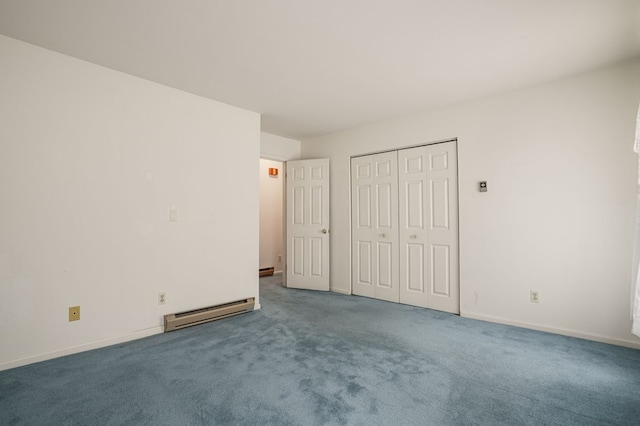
top-left (331, 287), bottom-right (351, 295)
top-left (0, 326), bottom-right (164, 372)
top-left (461, 311), bottom-right (640, 350)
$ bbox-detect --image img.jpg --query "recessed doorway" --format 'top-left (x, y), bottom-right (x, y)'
top-left (259, 159), bottom-right (284, 278)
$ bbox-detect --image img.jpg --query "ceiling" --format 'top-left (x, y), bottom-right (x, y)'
top-left (1, 0), bottom-right (639, 139)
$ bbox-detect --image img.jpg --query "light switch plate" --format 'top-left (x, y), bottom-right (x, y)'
top-left (479, 181), bottom-right (487, 192)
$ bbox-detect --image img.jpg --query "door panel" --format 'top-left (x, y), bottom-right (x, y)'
top-left (430, 179), bottom-right (449, 229)
top-left (406, 181), bottom-right (424, 228)
top-left (376, 183), bottom-right (393, 229)
top-left (311, 185), bottom-right (323, 225)
top-left (406, 243), bottom-right (424, 292)
top-left (372, 152), bottom-right (399, 302)
top-left (431, 245), bottom-right (450, 296)
top-left (286, 158), bottom-right (330, 291)
top-left (377, 241), bottom-right (393, 288)
top-left (292, 186), bottom-right (304, 225)
top-left (376, 157), bottom-right (393, 177)
top-left (351, 152), bottom-right (399, 302)
top-left (292, 237), bottom-right (304, 276)
top-left (351, 156), bottom-right (375, 297)
top-left (398, 142), bottom-right (459, 313)
top-left (357, 241), bottom-right (372, 285)
top-left (310, 237), bottom-right (323, 276)
top-left (357, 186), bottom-right (371, 228)
top-left (425, 142), bottom-right (458, 313)
top-left (399, 146), bottom-right (430, 308)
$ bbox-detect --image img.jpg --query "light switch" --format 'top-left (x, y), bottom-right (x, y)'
top-left (479, 181), bottom-right (487, 192)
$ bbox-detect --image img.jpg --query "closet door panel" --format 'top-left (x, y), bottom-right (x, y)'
top-left (351, 156), bottom-right (375, 297)
top-left (425, 142), bottom-right (459, 314)
top-left (399, 146), bottom-right (430, 307)
top-left (357, 241), bottom-right (373, 285)
top-left (351, 152), bottom-right (399, 302)
top-left (406, 243), bottom-right (425, 292)
top-left (372, 152), bottom-right (399, 302)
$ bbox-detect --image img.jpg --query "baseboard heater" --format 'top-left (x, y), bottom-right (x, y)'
top-left (259, 267), bottom-right (274, 277)
top-left (163, 297), bottom-right (255, 332)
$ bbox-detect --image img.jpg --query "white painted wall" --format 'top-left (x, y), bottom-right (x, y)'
top-left (0, 35), bottom-right (261, 370)
top-left (260, 132), bottom-right (301, 161)
top-left (259, 159), bottom-right (284, 273)
top-left (302, 59), bottom-right (640, 348)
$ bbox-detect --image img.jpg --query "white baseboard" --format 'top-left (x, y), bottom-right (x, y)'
top-left (331, 287), bottom-right (351, 295)
top-left (461, 311), bottom-right (640, 350)
top-left (0, 326), bottom-right (164, 372)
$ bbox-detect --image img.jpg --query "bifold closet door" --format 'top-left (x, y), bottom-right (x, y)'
top-left (398, 142), bottom-right (459, 313)
top-left (351, 152), bottom-right (399, 302)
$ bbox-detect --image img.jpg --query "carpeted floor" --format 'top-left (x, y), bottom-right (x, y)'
top-left (2, 275), bottom-right (640, 425)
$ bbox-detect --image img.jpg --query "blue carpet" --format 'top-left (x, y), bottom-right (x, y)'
top-left (1, 275), bottom-right (640, 425)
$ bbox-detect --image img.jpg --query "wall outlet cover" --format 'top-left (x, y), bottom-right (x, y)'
top-left (69, 306), bottom-right (80, 321)
top-left (530, 291), bottom-right (540, 303)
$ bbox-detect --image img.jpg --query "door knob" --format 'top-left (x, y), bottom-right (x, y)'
top-left (321, 229), bottom-right (328, 234)
top-left (380, 233), bottom-right (386, 238)
top-left (410, 235), bottom-right (417, 239)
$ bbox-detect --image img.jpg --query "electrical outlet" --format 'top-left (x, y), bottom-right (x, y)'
top-left (278, 255), bottom-right (282, 263)
top-left (169, 209), bottom-right (178, 222)
top-left (158, 292), bottom-right (166, 305)
top-left (530, 290), bottom-right (540, 303)
top-left (69, 306), bottom-right (80, 321)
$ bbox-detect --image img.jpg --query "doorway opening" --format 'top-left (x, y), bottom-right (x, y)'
top-left (259, 159), bottom-right (284, 280)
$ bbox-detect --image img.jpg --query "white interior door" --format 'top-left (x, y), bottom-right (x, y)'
top-left (351, 155), bottom-right (375, 298)
top-left (424, 142), bottom-right (459, 313)
top-left (399, 146), bottom-right (429, 308)
top-left (286, 158), bottom-right (330, 291)
top-left (351, 152), bottom-right (399, 302)
top-left (398, 142), bottom-right (459, 313)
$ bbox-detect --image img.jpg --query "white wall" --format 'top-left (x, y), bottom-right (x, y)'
top-left (259, 159), bottom-right (283, 272)
top-left (0, 35), bottom-right (261, 370)
top-left (260, 132), bottom-right (301, 161)
top-left (302, 58), bottom-right (640, 348)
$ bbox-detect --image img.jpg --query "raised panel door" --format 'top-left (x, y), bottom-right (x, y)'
top-left (425, 142), bottom-right (459, 313)
top-left (351, 152), bottom-right (399, 302)
top-left (399, 146), bottom-right (430, 307)
top-left (286, 159), bottom-right (330, 291)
